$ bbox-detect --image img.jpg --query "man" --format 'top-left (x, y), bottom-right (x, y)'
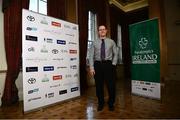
top-left (89, 25), bottom-right (118, 111)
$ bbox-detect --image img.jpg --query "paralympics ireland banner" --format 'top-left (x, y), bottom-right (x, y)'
top-left (129, 18), bottom-right (160, 99)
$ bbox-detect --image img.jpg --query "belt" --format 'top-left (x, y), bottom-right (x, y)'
top-left (95, 60), bottom-right (112, 63)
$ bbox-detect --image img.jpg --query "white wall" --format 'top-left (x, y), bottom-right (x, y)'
top-left (0, 0), bottom-right (7, 106)
top-left (0, 73), bottom-right (6, 106)
top-left (16, 72), bottom-right (23, 101)
top-left (0, 0), bottom-right (6, 70)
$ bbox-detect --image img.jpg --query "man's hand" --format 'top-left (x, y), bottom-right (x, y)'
top-left (112, 65), bottom-right (116, 71)
top-left (89, 68), bottom-right (95, 76)
top-left (112, 65), bottom-right (116, 68)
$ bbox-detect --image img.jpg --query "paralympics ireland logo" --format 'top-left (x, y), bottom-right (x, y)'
top-left (132, 37), bottom-right (158, 64)
top-left (139, 37), bottom-right (148, 49)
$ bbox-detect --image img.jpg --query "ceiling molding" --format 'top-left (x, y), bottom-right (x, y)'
top-left (109, 0), bottom-right (148, 12)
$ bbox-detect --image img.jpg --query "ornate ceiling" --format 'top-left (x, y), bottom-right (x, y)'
top-left (116, 0), bottom-right (143, 6)
top-left (109, 0), bottom-right (148, 12)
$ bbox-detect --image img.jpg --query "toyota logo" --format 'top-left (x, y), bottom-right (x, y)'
top-left (28, 47), bottom-right (35, 52)
top-left (27, 15), bottom-right (35, 21)
top-left (52, 49), bottom-right (59, 54)
top-left (28, 78), bottom-right (36, 84)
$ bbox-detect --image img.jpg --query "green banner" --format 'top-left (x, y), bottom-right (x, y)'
top-left (129, 18), bottom-right (160, 83)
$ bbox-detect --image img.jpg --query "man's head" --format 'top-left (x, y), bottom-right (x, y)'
top-left (98, 25), bottom-right (107, 39)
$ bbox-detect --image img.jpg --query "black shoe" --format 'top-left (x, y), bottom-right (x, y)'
top-left (97, 105), bottom-right (104, 111)
top-left (109, 105), bottom-right (114, 111)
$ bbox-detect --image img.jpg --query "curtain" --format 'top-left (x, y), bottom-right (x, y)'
top-left (86, 0), bottom-right (107, 26)
top-left (47, 0), bottom-right (66, 20)
top-left (2, 0), bottom-right (12, 12)
top-left (2, 0), bottom-right (29, 105)
top-left (78, 0), bottom-right (88, 93)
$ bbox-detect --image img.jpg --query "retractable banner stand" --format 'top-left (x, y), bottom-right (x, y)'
top-left (129, 18), bottom-right (160, 99)
top-left (22, 9), bottom-right (80, 112)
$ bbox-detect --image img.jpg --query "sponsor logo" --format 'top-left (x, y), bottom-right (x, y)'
top-left (26, 27), bottom-right (37, 31)
top-left (69, 50), bottom-right (77, 54)
top-left (28, 88), bottom-right (39, 94)
top-left (145, 82), bottom-right (151, 85)
top-left (63, 82), bottom-right (79, 86)
top-left (43, 66), bottom-right (54, 71)
top-left (40, 17), bottom-right (48, 25)
top-left (142, 88), bottom-right (147, 91)
top-left (40, 45), bottom-right (48, 53)
top-left (71, 87), bottom-right (78, 92)
top-left (26, 35), bottom-right (38, 41)
top-left (28, 47), bottom-right (35, 52)
top-left (28, 78), bottom-right (36, 84)
top-left (148, 89), bottom-right (153, 92)
top-left (72, 26), bottom-right (77, 30)
top-left (52, 21), bottom-right (61, 27)
top-left (64, 24), bottom-right (71, 29)
top-left (45, 92), bottom-right (54, 98)
top-left (132, 81), bottom-right (136, 84)
top-left (25, 58), bottom-right (47, 62)
top-left (44, 38), bottom-right (53, 43)
top-left (140, 81), bottom-right (144, 84)
top-left (26, 67), bottom-right (38, 72)
top-left (70, 58), bottom-right (77, 61)
top-left (27, 15), bottom-right (35, 22)
top-left (65, 33), bottom-right (74, 37)
top-left (57, 66), bottom-right (67, 69)
top-left (57, 40), bottom-right (66, 45)
top-left (69, 42), bottom-right (77, 45)
top-left (44, 29), bottom-right (61, 35)
top-left (74, 73), bottom-right (78, 77)
top-left (152, 83), bottom-right (157, 86)
top-left (52, 49), bottom-right (59, 54)
top-left (52, 58), bottom-right (64, 61)
top-left (133, 84), bottom-right (140, 87)
top-left (59, 89), bottom-right (67, 95)
top-left (28, 97), bottom-right (41, 102)
top-left (135, 87), bottom-right (141, 90)
top-left (70, 65), bottom-right (77, 69)
top-left (42, 74), bottom-right (49, 82)
top-left (50, 84), bottom-right (61, 88)
top-left (65, 74), bottom-right (72, 78)
top-left (60, 49), bottom-right (68, 53)
top-left (53, 75), bottom-right (62, 80)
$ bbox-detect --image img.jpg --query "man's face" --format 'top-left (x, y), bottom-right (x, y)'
top-left (98, 26), bottom-right (107, 38)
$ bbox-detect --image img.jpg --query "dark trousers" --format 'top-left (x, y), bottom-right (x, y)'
top-left (94, 60), bottom-right (115, 107)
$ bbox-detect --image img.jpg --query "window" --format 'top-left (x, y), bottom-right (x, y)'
top-left (117, 24), bottom-right (123, 64)
top-left (29, 0), bottom-right (47, 15)
top-left (86, 11), bottom-right (97, 65)
top-left (87, 11), bottom-right (97, 49)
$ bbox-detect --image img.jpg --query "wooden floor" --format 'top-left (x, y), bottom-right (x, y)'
top-left (0, 77), bottom-right (180, 119)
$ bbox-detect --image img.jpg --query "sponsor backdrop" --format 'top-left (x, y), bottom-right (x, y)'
top-left (129, 18), bottom-right (160, 99)
top-left (22, 9), bottom-right (80, 112)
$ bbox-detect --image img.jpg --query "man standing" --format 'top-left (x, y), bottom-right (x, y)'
top-left (89, 25), bottom-right (118, 111)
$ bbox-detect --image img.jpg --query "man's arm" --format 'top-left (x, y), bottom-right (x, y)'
top-left (112, 41), bottom-right (118, 66)
top-left (88, 42), bottom-right (95, 76)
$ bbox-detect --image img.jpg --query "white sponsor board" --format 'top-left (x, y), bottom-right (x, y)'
top-left (22, 9), bottom-right (80, 112)
top-left (132, 80), bottom-right (160, 99)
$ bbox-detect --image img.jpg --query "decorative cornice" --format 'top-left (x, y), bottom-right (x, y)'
top-left (109, 0), bottom-right (148, 12)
